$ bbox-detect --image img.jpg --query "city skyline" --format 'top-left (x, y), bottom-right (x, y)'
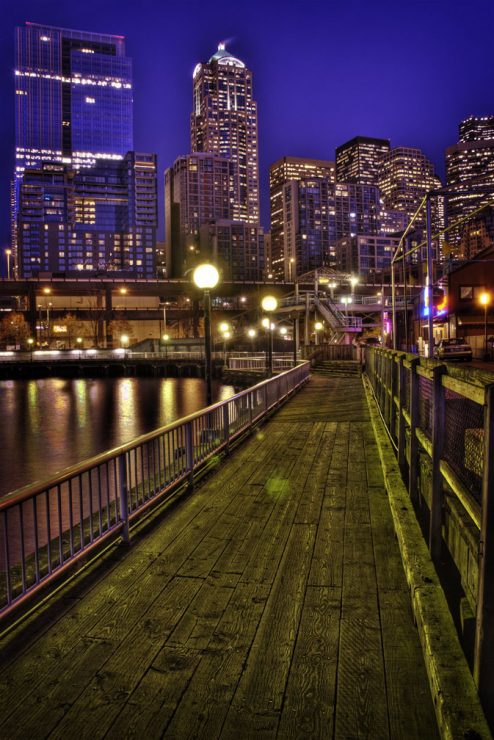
top-left (1, 0), bottom-right (494, 266)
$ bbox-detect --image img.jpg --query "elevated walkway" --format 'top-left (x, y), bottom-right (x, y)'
top-left (0, 375), bottom-right (485, 738)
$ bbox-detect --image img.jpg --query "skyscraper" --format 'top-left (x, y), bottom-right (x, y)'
top-left (378, 146), bottom-right (441, 218)
top-left (336, 136), bottom-right (390, 186)
top-left (166, 43), bottom-right (264, 280)
top-left (269, 157), bottom-right (335, 279)
top-left (14, 22), bottom-right (158, 278)
top-left (15, 22), bottom-right (133, 174)
top-left (446, 116), bottom-right (494, 253)
top-left (190, 43), bottom-right (259, 224)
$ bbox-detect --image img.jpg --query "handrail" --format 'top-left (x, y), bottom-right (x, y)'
top-left (0, 362), bottom-right (310, 619)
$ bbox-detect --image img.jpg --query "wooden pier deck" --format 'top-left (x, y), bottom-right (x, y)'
top-left (0, 375), bottom-right (439, 739)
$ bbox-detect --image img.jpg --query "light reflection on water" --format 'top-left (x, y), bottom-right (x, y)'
top-left (0, 377), bottom-right (235, 497)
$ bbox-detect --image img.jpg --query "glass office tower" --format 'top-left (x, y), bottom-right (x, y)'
top-left (15, 22), bottom-right (133, 173)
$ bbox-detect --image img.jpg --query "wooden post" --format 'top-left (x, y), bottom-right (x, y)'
top-left (408, 358), bottom-right (420, 504)
top-left (398, 355), bottom-right (407, 472)
top-left (429, 365), bottom-right (446, 563)
top-left (474, 384), bottom-right (494, 720)
top-left (390, 354), bottom-right (398, 443)
top-left (118, 454), bottom-right (129, 543)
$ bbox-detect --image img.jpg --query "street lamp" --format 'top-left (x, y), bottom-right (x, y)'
top-left (261, 295), bottom-right (278, 376)
top-left (76, 336), bottom-right (83, 359)
top-left (27, 337), bottom-right (34, 360)
top-left (288, 257), bottom-right (295, 282)
top-left (5, 249), bottom-right (12, 280)
top-left (350, 276), bottom-right (358, 301)
top-left (47, 302), bottom-right (52, 346)
top-left (479, 292), bottom-right (491, 360)
top-left (222, 330), bottom-right (231, 365)
top-left (247, 327), bottom-right (256, 354)
top-left (193, 263), bottom-right (220, 406)
top-left (162, 333), bottom-right (170, 360)
top-left (314, 321), bottom-right (323, 346)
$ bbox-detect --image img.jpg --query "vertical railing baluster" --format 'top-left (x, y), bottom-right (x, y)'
top-left (2, 510), bottom-right (11, 606)
top-left (97, 467), bottom-right (103, 537)
top-left (88, 471), bottom-right (94, 544)
top-left (45, 491), bottom-right (52, 574)
top-left (33, 496), bottom-right (40, 582)
top-left (19, 504), bottom-right (27, 592)
top-left (185, 421), bottom-right (194, 489)
top-left (118, 453), bottom-right (129, 544)
top-left (223, 403), bottom-right (230, 453)
top-left (79, 474), bottom-right (85, 550)
top-left (398, 355), bottom-right (407, 473)
top-left (68, 478), bottom-right (74, 557)
top-left (57, 484), bottom-right (63, 565)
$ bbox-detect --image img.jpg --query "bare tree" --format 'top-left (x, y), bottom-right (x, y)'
top-left (0, 313), bottom-right (30, 348)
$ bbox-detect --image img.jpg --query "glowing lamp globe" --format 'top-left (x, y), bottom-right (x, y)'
top-left (261, 295), bottom-right (278, 312)
top-left (193, 264), bottom-right (219, 290)
top-left (315, 322), bottom-right (323, 331)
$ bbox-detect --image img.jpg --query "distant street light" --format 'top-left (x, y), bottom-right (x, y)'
top-left (5, 249), bottom-right (12, 280)
top-left (261, 295), bottom-right (278, 376)
top-left (27, 337), bottom-right (34, 360)
top-left (162, 333), bottom-right (170, 360)
top-left (480, 291), bottom-right (491, 360)
top-left (193, 263), bottom-right (220, 406)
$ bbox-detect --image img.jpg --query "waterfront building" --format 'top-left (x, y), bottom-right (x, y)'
top-left (269, 156), bottom-right (335, 279)
top-left (446, 116), bottom-right (494, 252)
top-left (18, 152), bottom-right (157, 278)
top-left (336, 136), bottom-right (390, 186)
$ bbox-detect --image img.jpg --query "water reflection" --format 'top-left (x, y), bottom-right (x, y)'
top-left (0, 377), bottom-right (235, 497)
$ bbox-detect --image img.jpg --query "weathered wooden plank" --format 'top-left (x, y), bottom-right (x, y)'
top-left (221, 523), bottom-right (317, 737)
top-left (277, 586), bottom-right (341, 738)
top-left (162, 582), bottom-right (270, 739)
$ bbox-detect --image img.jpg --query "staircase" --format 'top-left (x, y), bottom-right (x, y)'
top-left (312, 359), bottom-right (362, 377)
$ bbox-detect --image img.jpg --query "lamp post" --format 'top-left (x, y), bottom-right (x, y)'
top-left (46, 302), bottom-right (52, 346)
top-left (261, 295), bottom-right (278, 376)
top-left (350, 276), bottom-right (358, 301)
top-left (5, 249), bottom-right (12, 280)
top-left (193, 263), bottom-right (220, 406)
top-left (480, 292), bottom-right (491, 360)
top-left (314, 321), bottom-right (323, 346)
top-left (121, 333), bottom-right (129, 358)
top-left (27, 337), bottom-right (34, 361)
top-left (162, 333), bottom-right (170, 359)
top-left (76, 336), bottom-right (83, 359)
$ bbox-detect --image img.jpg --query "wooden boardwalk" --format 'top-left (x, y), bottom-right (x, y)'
top-left (0, 375), bottom-right (438, 739)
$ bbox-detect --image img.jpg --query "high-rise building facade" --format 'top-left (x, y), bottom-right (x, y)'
top-left (378, 146), bottom-right (441, 218)
top-left (165, 153), bottom-right (236, 277)
top-left (199, 220), bottom-right (265, 282)
top-left (281, 177), bottom-right (336, 277)
top-left (18, 153), bottom-right (157, 278)
top-left (13, 23), bottom-right (157, 278)
top-left (335, 136), bottom-right (390, 186)
top-left (446, 116), bottom-right (494, 252)
top-left (190, 43), bottom-right (259, 224)
top-left (336, 234), bottom-right (401, 278)
top-left (334, 183), bottom-right (381, 241)
top-left (269, 157), bottom-right (335, 278)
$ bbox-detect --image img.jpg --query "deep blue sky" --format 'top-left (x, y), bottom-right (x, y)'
top-left (1, 0), bottom-right (494, 269)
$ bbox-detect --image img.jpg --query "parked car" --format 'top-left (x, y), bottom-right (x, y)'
top-left (433, 338), bottom-right (473, 362)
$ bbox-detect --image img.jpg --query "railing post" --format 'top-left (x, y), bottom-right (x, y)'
top-left (264, 382), bottom-right (269, 412)
top-left (408, 358), bottom-right (420, 504)
top-left (397, 355), bottom-right (407, 472)
top-left (474, 384), bottom-right (494, 721)
top-left (185, 421), bottom-right (194, 489)
top-left (390, 353), bottom-right (397, 439)
top-left (223, 403), bottom-right (230, 453)
top-left (118, 453), bottom-right (129, 543)
top-left (429, 365), bottom-right (446, 563)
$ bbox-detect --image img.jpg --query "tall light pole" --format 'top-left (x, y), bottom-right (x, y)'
top-left (47, 302), bottom-right (52, 346)
top-left (193, 263), bottom-right (220, 406)
top-left (314, 321), bottom-right (323, 346)
top-left (5, 249), bottom-right (12, 280)
top-left (480, 292), bottom-right (491, 360)
top-left (247, 328), bottom-right (256, 354)
top-left (261, 295), bottom-right (278, 377)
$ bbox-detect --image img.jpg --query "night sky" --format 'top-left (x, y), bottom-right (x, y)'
top-left (1, 0), bottom-right (494, 271)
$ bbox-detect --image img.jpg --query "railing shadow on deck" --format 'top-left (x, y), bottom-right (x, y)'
top-left (0, 362), bottom-right (310, 622)
top-left (364, 346), bottom-right (494, 720)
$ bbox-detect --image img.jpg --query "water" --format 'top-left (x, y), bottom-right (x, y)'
top-left (0, 377), bottom-right (236, 497)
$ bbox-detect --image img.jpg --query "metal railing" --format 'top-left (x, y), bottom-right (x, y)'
top-left (228, 355), bottom-right (294, 371)
top-left (364, 347), bottom-right (494, 706)
top-left (0, 362), bottom-right (310, 619)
